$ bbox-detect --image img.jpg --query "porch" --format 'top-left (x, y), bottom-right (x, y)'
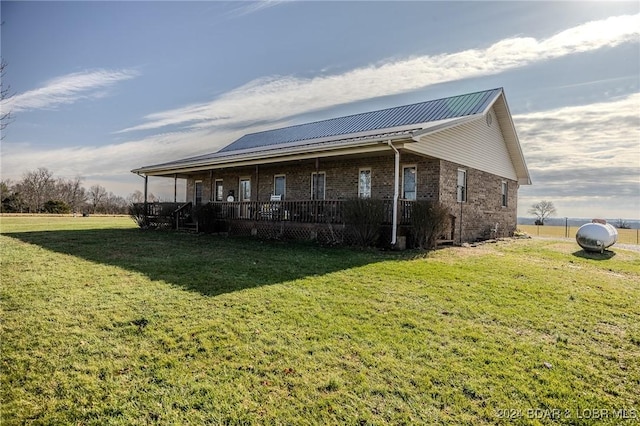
top-left (137, 199), bottom-right (414, 227)
top-left (134, 199), bottom-right (458, 247)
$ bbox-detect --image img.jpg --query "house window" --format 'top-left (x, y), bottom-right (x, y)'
top-left (274, 175), bottom-right (286, 199)
top-left (402, 166), bottom-right (416, 200)
top-left (215, 179), bottom-right (223, 202)
top-left (457, 169), bottom-right (467, 202)
top-left (359, 168), bottom-right (371, 198)
top-left (195, 180), bottom-right (203, 205)
top-left (239, 178), bottom-right (251, 202)
top-left (311, 172), bottom-right (326, 200)
top-left (501, 181), bottom-right (508, 207)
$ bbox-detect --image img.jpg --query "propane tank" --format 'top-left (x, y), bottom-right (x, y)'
top-left (575, 219), bottom-right (618, 253)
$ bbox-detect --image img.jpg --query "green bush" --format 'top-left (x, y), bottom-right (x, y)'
top-left (410, 201), bottom-right (450, 249)
top-left (43, 200), bottom-right (71, 214)
top-left (342, 198), bottom-right (385, 247)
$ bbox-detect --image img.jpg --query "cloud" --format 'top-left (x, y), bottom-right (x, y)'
top-left (2, 69), bottom-right (139, 112)
top-left (515, 93), bottom-right (640, 218)
top-left (224, 0), bottom-right (288, 18)
top-left (118, 13), bottom-right (640, 134)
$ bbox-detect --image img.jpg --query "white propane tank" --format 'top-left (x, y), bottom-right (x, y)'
top-left (575, 219), bottom-right (618, 253)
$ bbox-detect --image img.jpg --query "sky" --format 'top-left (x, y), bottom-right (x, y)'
top-left (1, 1), bottom-right (639, 219)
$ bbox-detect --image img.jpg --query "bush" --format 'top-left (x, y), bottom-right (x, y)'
top-left (342, 198), bottom-right (385, 247)
top-left (410, 201), bottom-right (450, 249)
top-left (43, 200), bottom-right (71, 214)
top-left (129, 203), bottom-right (150, 229)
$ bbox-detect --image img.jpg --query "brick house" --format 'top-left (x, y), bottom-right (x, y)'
top-left (132, 88), bottom-right (530, 245)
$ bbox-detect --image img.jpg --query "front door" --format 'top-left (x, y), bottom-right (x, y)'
top-left (239, 178), bottom-right (251, 218)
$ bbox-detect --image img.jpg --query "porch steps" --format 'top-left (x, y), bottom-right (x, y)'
top-left (178, 222), bottom-right (198, 233)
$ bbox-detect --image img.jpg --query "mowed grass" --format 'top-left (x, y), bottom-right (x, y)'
top-left (1, 216), bottom-right (639, 425)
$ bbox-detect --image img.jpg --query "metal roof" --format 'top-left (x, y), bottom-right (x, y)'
top-left (219, 88), bottom-right (502, 153)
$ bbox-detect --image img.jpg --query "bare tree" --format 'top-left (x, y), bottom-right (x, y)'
top-left (88, 184), bottom-right (107, 213)
top-left (102, 192), bottom-right (127, 214)
top-left (15, 168), bottom-right (55, 212)
top-left (127, 190), bottom-right (145, 204)
top-left (55, 176), bottom-right (87, 213)
top-left (528, 200), bottom-right (557, 225)
top-left (1, 58), bottom-right (13, 136)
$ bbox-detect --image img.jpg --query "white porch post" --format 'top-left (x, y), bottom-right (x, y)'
top-left (388, 141), bottom-right (400, 246)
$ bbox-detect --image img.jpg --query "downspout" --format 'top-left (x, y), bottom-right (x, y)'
top-left (387, 141), bottom-right (400, 246)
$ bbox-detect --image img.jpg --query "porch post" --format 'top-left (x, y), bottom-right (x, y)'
top-left (144, 175), bottom-right (148, 203)
top-left (174, 174), bottom-right (177, 203)
top-left (255, 165), bottom-right (259, 202)
top-left (388, 141), bottom-right (400, 246)
top-left (314, 158), bottom-right (320, 218)
top-left (210, 170), bottom-right (214, 202)
top-left (144, 174), bottom-right (148, 215)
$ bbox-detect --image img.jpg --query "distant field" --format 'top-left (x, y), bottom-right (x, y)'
top-left (2, 216), bottom-right (639, 424)
top-left (519, 224), bottom-right (640, 245)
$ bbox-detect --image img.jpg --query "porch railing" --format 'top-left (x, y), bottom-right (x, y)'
top-left (135, 200), bottom-right (415, 226)
top-left (202, 199), bottom-right (414, 225)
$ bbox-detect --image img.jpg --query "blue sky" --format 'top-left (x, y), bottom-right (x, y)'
top-left (1, 1), bottom-right (638, 219)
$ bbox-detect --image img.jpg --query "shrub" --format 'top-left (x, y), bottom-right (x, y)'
top-left (410, 201), bottom-right (450, 249)
top-left (129, 203), bottom-right (150, 229)
top-left (342, 198), bottom-right (385, 247)
top-left (43, 200), bottom-right (70, 214)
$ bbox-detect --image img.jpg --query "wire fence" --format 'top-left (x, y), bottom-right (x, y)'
top-left (518, 225), bottom-right (640, 245)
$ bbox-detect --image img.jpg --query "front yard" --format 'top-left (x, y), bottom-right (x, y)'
top-left (1, 216), bottom-right (639, 424)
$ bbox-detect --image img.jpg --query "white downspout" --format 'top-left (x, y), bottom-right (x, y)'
top-left (388, 140), bottom-right (400, 246)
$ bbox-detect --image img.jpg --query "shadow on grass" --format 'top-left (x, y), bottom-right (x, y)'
top-left (572, 249), bottom-right (616, 261)
top-left (4, 229), bottom-right (401, 297)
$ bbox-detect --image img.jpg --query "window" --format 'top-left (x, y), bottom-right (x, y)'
top-left (402, 166), bottom-right (416, 200)
top-left (239, 178), bottom-right (251, 202)
top-left (457, 169), bottom-right (467, 202)
top-left (359, 168), bottom-right (371, 198)
top-left (274, 175), bottom-right (286, 199)
top-left (195, 181), bottom-right (203, 205)
top-left (501, 181), bottom-right (508, 207)
top-left (215, 179), bottom-right (223, 202)
top-left (311, 172), bottom-right (326, 200)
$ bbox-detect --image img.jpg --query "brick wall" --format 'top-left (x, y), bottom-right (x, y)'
top-left (185, 153), bottom-right (440, 203)
top-left (184, 153), bottom-right (518, 243)
top-left (439, 160), bottom-right (518, 242)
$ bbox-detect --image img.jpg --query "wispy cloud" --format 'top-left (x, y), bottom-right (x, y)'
top-left (2, 69), bottom-right (139, 112)
top-left (118, 13), bottom-right (640, 134)
top-left (224, 0), bottom-right (288, 18)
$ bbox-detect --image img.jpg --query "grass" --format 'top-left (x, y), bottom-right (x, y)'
top-left (519, 224), bottom-right (640, 245)
top-left (1, 216), bottom-right (639, 425)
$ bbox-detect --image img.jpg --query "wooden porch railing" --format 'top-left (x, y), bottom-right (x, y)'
top-left (135, 200), bottom-right (415, 226)
top-left (203, 199), bottom-right (414, 225)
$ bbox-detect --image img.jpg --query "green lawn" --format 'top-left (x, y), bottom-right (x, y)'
top-left (1, 216), bottom-right (639, 425)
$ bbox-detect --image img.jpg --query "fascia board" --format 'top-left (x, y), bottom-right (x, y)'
top-left (133, 139), bottom-right (405, 176)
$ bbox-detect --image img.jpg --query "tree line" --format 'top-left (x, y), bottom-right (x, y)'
top-left (1, 167), bottom-right (157, 214)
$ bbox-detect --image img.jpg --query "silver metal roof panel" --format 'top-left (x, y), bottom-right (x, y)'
top-left (219, 88), bottom-right (502, 153)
